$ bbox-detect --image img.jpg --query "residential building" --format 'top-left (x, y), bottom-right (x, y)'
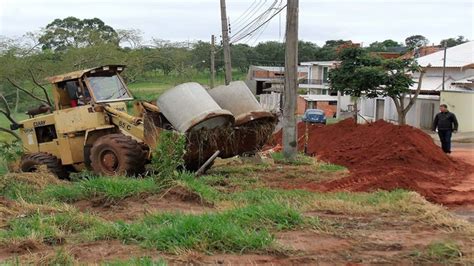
top-left (299, 61), bottom-right (337, 95)
top-left (299, 61), bottom-right (352, 118)
top-left (358, 41), bottom-right (473, 131)
top-left (246, 65), bottom-right (308, 95)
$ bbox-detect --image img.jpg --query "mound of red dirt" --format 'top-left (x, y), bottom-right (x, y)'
top-left (272, 119), bottom-right (473, 204)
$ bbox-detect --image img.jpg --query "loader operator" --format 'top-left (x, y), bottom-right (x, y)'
top-left (65, 80), bottom-right (90, 107)
top-left (432, 104), bottom-right (458, 154)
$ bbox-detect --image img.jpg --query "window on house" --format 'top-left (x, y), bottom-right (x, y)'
top-left (322, 67), bottom-right (329, 83)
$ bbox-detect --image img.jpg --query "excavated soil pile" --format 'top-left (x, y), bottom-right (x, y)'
top-left (272, 119), bottom-right (473, 204)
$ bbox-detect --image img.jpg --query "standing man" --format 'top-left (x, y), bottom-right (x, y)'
top-left (432, 104), bottom-right (458, 154)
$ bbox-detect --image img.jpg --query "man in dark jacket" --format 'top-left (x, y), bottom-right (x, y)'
top-left (432, 104), bottom-right (458, 154)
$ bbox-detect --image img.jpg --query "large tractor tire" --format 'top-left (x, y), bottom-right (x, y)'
top-left (90, 134), bottom-right (147, 176)
top-left (20, 152), bottom-right (69, 179)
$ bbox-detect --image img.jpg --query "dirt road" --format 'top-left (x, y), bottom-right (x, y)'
top-left (444, 143), bottom-right (474, 221)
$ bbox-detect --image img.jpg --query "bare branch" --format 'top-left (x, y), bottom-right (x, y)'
top-left (6, 78), bottom-right (50, 105)
top-left (0, 127), bottom-right (20, 140)
top-left (404, 71), bottom-right (425, 113)
top-left (29, 69), bottom-right (53, 106)
top-left (0, 93), bottom-right (18, 125)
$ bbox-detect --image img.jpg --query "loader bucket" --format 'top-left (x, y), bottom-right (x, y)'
top-left (208, 81), bottom-right (277, 158)
top-left (143, 111), bottom-right (163, 149)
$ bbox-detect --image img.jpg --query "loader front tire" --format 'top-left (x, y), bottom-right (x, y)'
top-left (90, 134), bottom-right (146, 176)
top-left (20, 152), bottom-right (69, 179)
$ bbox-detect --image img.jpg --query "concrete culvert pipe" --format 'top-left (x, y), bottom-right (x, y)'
top-left (208, 81), bottom-right (274, 125)
top-left (156, 82), bottom-right (234, 133)
top-left (208, 81), bottom-right (277, 158)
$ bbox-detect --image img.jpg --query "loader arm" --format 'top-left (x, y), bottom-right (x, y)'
top-left (104, 105), bottom-right (145, 140)
top-left (104, 104), bottom-right (164, 150)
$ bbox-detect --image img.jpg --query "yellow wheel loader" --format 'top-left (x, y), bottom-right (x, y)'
top-left (8, 65), bottom-right (276, 179)
top-left (11, 65), bottom-right (161, 178)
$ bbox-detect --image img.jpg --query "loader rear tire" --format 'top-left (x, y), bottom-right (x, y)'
top-left (20, 153), bottom-right (69, 179)
top-left (90, 134), bottom-right (147, 176)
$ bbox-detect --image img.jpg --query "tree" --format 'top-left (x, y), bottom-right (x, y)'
top-left (191, 41), bottom-right (211, 71)
top-left (323, 40), bottom-right (349, 48)
top-left (116, 29), bottom-right (143, 49)
top-left (0, 93), bottom-right (20, 140)
top-left (405, 35), bottom-right (428, 48)
top-left (231, 44), bottom-right (254, 72)
top-left (439, 36), bottom-right (468, 47)
top-left (380, 58), bottom-right (423, 125)
top-left (368, 39), bottom-right (403, 52)
top-left (38, 17), bottom-right (119, 51)
top-left (329, 47), bottom-right (384, 122)
top-left (254, 41), bottom-right (285, 65)
top-left (298, 41), bottom-right (319, 62)
top-left (313, 40), bottom-right (353, 61)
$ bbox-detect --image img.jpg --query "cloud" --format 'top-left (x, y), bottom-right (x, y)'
top-left (0, 0), bottom-right (472, 46)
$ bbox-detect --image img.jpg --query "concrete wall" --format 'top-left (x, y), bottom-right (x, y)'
top-left (339, 95), bottom-right (352, 112)
top-left (314, 101), bottom-right (337, 117)
top-left (440, 91), bottom-right (474, 132)
top-left (296, 96), bottom-right (338, 117)
top-left (359, 96), bottom-right (440, 129)
top-left (297, 96), bottom-right (306, 115)
top-left (259, 92), bottom-right (281, 112)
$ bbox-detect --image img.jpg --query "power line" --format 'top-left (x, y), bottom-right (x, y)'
top-left (232, 0), bottom-right (267, 32)
top-left (231, 0), bottom-right (284, 43)
top-left (230, 0), bottom-right (279, 42)
top-left (231, 0), bottom-right (259, 28)
top-left (232, 3), bottom-right (287, 44)
top-left (251, 20), bottom-right (270, 46)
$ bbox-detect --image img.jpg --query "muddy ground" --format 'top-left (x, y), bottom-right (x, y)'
top-left (0, 144), bottom-right (473, 264)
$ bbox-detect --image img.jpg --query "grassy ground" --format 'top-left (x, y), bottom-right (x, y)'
top-left (128, 70), bottom-right (246, 101)
top-left (0, 156), bottom-right (472, 265)
top-left (0, 72), bottom-right (472, 264)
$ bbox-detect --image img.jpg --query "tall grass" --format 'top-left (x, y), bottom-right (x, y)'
top-left (40, 177), bottom-right (165, 203)
top-left (0, 211), bottom-right (103, 244)
top-left (91, 203), bottom-right (303, 253)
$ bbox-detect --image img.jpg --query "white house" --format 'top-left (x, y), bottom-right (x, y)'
top-left (299, 61), bottom-right (337, 95)
top-left (299, 61), bottom-right (352, 118)
top-left (358, 41), bottom-right (474, 131)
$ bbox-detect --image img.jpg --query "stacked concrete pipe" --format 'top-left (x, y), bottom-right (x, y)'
top-left (156, 82), bottom-right (235, 170)
top-left (208, 81), bottom-right (276, 158)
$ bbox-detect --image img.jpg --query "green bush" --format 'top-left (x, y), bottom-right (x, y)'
top-left (0, 140), bottom-right (23, 173)
top-left (152, 131), bottom-right (186, 179)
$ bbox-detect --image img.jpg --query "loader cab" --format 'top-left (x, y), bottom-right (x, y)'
top-left (48, 65), bottom-right (133, 110)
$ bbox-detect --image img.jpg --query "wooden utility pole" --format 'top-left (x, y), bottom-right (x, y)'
top-left (220, 0), bottom-right (232, 85)
top-left (210, 35), bottom-right (216, 89)
top-left (282, 0), bottom-right (299, 160)
top-left (441, 41), bottom-right (447, 91)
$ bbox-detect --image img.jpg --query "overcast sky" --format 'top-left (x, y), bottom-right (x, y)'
top-left (0, 0), bottom-right (472, 46)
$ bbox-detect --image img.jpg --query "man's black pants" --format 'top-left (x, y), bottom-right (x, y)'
top-left (438, 130), bottom-right (452, 153)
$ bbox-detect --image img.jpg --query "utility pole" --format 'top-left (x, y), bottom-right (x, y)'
top-left (336, 91), bottom-right (341, 119)
top-left (442, 41), bottom-right (447, 91)
top-left (282, 0), bottom-right (299, 160)
top-left (220, 0), bottom-right (232, 85)
top-left (210, 35), bottom-right (216, 89)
